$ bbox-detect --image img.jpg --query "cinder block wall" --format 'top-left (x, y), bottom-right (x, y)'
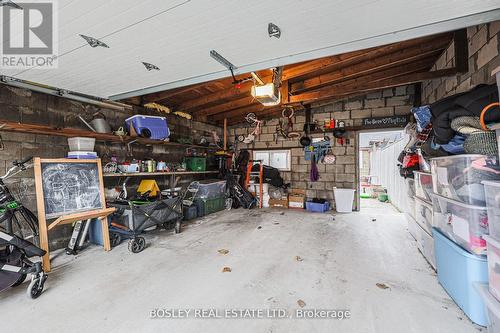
top-left (229, 85), bottom-right (415, 209)
top-left (423, 20), bottom-right (500, 103)
top-left (0, 85), bottom-right (222, 249)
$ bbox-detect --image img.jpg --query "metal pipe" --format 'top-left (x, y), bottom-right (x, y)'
top-left (0, 75), bottom-right (133, 112)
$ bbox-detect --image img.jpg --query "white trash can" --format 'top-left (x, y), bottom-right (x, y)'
top-left (334, 188), bottom-right (355, 213)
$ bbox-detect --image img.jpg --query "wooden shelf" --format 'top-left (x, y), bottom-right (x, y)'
top-left (103, 171), bottom-right (219, 178)
top-left (0, 119), bottom-right (215, 149)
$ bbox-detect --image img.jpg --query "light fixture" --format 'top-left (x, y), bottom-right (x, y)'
top-left (79, 34), bottom-right (109, 48)
top-left (142, 62), bottom-right (160, 71)
top-left (268, 23), bottom-right (281, 38)
top-left (251, 83), bottom-right (281, 106)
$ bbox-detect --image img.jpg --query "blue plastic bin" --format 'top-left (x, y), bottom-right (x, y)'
top-left (433, 227), bottom-right (489, 326)
top-left (305, 201), bottom-right (330, 213)
top-left (125, 115), bottom-right (170, 140)
top-left (88, 218), bottom-right (103, 246)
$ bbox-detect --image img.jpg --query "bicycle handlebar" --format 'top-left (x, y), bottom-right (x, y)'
top-left (13, 156), bottom-right (33, 167)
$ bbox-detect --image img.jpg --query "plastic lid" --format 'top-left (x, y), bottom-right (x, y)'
top-left (413, 171), bottom-right (431, 175)
top-left (430, 192), bottom-right (487, 210)
top-left (414, 196), bottom-right (432, 207)
top-left (474, 283), bottom-right (500, 319)
top-left (482, 180), bottom-right (500, 188)
top-left (430, 154), bottom-right (486, 161)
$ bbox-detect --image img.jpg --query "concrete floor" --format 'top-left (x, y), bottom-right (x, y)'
top-left (1, 200), bottom-right (482, 333)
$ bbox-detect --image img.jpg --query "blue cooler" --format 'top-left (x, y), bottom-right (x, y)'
top-left (125, 115), bottom-right (170, 140)
top-left (433, 227), bottom-right (489, 326)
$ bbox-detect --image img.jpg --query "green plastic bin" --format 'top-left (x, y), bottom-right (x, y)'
top-left (194, 196), bottom-right (225, 216)
top-left (185, 157), bottom-right (206, 171)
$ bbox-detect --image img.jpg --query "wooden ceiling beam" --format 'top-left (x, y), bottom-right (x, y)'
top-left (211, 103), bottom-right (276, 122)
top-left (290, 35), bottom-right (451, 94)
top-left (177, 33), bottom-right (453, 112)
top-left (143, 81), bottom-right (211, 103)
top-left (209, 56), bottom-right (435, 121)
top-left (224, 107), bottom-right (283, 126)
top-left (290, 57), bottom-right (434, 104)
top-left (289, 67), bottom-right (458, 104)
top-left (196, 96), bottom-right (257, 116)
top-left (282, 32), bottom-right (451, 82)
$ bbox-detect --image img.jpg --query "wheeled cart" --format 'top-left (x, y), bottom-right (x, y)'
top-left (107, 197), bottom-right (183, 253)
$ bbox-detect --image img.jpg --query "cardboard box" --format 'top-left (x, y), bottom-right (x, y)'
top-left (288, 189), bottom-right (305, 209)
top-left (269, 198), bottom-right (289, 208)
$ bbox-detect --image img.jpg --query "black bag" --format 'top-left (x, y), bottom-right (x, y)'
top-left (226, 174), bottom-right (256, 209)
top-left (251, 164), bottom-right (284, 187)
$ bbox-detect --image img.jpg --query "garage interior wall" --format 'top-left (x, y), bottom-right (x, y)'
top-left (229, 85), bottom-right (416, 208)
top-left (423, 21), bottom-right (500, 103)
top-left (0, 85), bottom-right (222, 249)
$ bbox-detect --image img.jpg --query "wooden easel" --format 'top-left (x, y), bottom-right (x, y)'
top-left (34, 158), bottom-right (116, 272)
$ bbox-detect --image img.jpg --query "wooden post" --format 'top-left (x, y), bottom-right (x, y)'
top-left (33, 158), bottom-right (50, 271)
top-left (454, 29), bottom-right (469, 73)
top-left (223, 118), bottom-right (227, 151)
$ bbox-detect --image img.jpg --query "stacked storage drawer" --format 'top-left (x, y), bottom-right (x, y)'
top-left (479, 180), bottom-right (500, 331)
top-left (430, 155), bottom-right (500, 326)
top-left (405, 178), bottom-right (416, 219)
top-left (405, 178), bottom-right (418, 241)
top-left (413, 171), bottom-right (436, 270)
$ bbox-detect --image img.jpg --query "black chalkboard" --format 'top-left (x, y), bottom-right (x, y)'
top-left (41, 162), bottom-right (103, 218)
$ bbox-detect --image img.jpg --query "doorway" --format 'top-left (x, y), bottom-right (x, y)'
top-left (357, 129), bottom-right (407, 211)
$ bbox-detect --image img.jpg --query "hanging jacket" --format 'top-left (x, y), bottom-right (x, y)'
top-left (430, 84), bottom-right (499, 144)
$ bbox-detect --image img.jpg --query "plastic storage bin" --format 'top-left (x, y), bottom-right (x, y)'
top-left (433, 228), bottom-right (489, 326)
top-left (182, 205), bottom-right (198, 221)
top-left (414, 171), bottom-right (433, 202)
top-left (406, 196), bottom-right (416, 219)
top-left (406, 213), bottom-right (417, 240)
top-left (68, 137), bottom-right (95, 152)
top-left (67, 151), bottom-right (97, 159)
top-left (125, 115), bottom-right (170, 140)
top-left (476, 283), bottom-right (500, 333)
top-left (484, 181), bottom-right (500, 240)
top-left (406, 178), bottom-right (416, 198)
top-left (306, 201), bottom-right (330, 213)
top-left (417, 223), bottom-right (436, 270)
top-left (432, 193), bottom-right (489, 255)
top-left (485, 235), bottom-right (500, 302)
top-left (415, 196), bottom-right (433, 234)
top-left (185, 157), bottom-right (206, 171)
top-left (194, 196), bottom-right (226, 217)
top-left (431, 154), bottom-right (499, 206)
top-left (194, 180), bottom-right (227, 199)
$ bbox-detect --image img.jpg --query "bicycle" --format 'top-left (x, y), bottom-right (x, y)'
top-left (0, 156), bottom-right (47, 298)
top-left (0, 156), bottom-right (39, 243)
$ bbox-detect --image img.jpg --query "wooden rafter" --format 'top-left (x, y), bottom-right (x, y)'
top-left (289, 35), bottom-right (451, 94)
top-left (289, 68), bottom-right (458, 104)
top-left (132, 31), bottom-right (458, 124)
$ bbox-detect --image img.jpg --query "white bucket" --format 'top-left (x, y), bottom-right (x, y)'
top-left (334, 188), bottom-right (355, 213)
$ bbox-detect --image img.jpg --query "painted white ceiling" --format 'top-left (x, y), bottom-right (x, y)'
top-left (1, 0), bottom-right (499, 99)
